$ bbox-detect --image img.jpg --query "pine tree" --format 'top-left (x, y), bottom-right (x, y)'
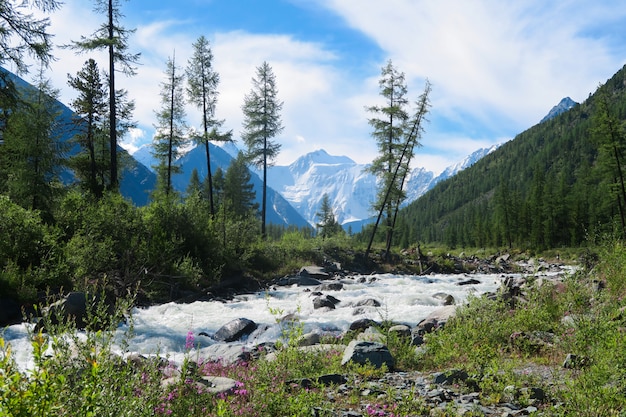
top-left (153, 53), bottom-right (187, 197)
top-left (186, 35), bottom-right (232, 216)
top-left (67, 58), bottom-right (108, 197)
top-left (241, 61), bottom-right (283, 239)
top-left (70, 0), bottom-right (140, 191)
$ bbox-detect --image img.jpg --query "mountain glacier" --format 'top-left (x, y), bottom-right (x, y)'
top-left (268, 146), bottom-right (499, 231)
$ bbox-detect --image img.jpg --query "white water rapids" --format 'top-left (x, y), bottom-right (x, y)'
top-left (2, 264), bottom-right (574, 371)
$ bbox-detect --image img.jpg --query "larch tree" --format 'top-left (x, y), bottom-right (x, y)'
top-left (241, 61), bottom-right (283, 239)
top-left (67, 58), bottom-right (108, 197)
top-left (2, 68), bottom-right (65, 219)
top-left (315, 193), bottom-right (343, 239)
top-left (186, 35), bottom-right (231, 216)
top-left (70, 0), bottom-right (140, 191)
top-left (223, 152), bottom-right (258, 220)
top-left (0, 0), bottom-right (60, 74)
top-left (0, 0), bottom-right (61, 135)
top-left (365, 60), bottom-right (409, 258)
top-left (152, 53), bottom-right (187, 197)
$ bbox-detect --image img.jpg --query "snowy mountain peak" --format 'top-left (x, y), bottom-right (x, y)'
top-left (290, 149), bottom-right (355, 175)
top-left (540, 97), bottom-right (577, 123)
top-left (269, 145), bottom-right (500, 231)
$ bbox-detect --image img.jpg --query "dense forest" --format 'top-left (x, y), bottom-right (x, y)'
top-left (388, 65), bottom-right (626, 251)
top-left (2, 0), bottom-right (626, 307)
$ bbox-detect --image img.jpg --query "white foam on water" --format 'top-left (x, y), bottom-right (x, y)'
top-left (2, 269), bottom-right (571, 370)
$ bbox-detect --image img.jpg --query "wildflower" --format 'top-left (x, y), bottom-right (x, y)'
top-left (185, 330), bottom-right (195, 350)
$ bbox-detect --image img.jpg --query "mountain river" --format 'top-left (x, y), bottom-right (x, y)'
top-left (2, 263), bottom-right (575, 371)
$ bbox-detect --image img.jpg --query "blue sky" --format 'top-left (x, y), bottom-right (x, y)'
top-left (24, 0), bottom-right (626, 173)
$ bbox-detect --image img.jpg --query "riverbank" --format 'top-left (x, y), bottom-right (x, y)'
top-left (3, 248), bottom-right (600, 415)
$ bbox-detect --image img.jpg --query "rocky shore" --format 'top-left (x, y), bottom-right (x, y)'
top-left (3, 253), bottom-right (579, 415)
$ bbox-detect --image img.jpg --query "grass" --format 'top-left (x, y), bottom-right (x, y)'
top-left (3, 242), bottom-right (626, 415)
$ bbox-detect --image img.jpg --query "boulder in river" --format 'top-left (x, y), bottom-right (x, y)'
top-left (313, 294), bottom-right (341, 310)
top-left (214, 318), bottom-right (258, 342)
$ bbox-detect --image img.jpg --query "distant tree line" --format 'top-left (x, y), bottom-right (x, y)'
top-left (386, 64), bottom-right (626, 251)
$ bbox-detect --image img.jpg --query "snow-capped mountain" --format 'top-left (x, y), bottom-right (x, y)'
top-left (133, 142), bottom-right (310, 227)
top-left (267, 146), bottom-right (500, 232)
top-left (540, 97), bottom-right (577, 123)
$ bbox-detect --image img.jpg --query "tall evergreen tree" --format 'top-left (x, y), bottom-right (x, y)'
top-left (223, 152), bottom-right (258, 219)
top-left (365, 60), bottom-right (409, 257)
top-left (186, 168), bottom-right (202, 199)
top-left (186, 35), bottom-right (231, 216)
top-left (241, 61), bottom-right (283, 239)
top-left (67, 58), bottom-right (108, 197)
top-left (316, 193), bottom-right (342, 239)
top-left (365, 64), bottom-right (431, 258)
top-left (592, 84), bottom-right (626, 237)
top-left (153, 53), bottom-right (187, 197)
top-left (0, 0), bottom-right (60, 134)
top-left (70, 0), bottom-right (140, 191)
top-left (0, 0), bottom-right (60, 74)
top-left (2, 69), bottom-right (64, 219)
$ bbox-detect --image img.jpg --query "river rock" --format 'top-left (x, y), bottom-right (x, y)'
top-left (432, 292), bottom-right (455, 305)
top-left (349, 318), bottom-right (379, 331)
top-left (457, 278), bottom-right (481, 286)
top-left (0, 298), bottom-right (22, 326)
top-left (354, 298), bottom-right (381, 307)
top-left (315, 282), bottom-right (343, 291)
top-left (341, 340), bottom-right (394, 369)
top-left (300, 266), bottom-right (330, 280)
top-left (297, 332), bottom-right (321, 346)
top-left (388, 324), bottom-right (411, 339)
top-left (196, 343), bottom-right (252, 365)
top-left (313, 294), bottom-right (340, 309)
top-left (199, 376), bottom-right (238, 395)
top-left (214, 317), bottom-right (258, 342)
top-left (37, 292), bottom-right (88, 330)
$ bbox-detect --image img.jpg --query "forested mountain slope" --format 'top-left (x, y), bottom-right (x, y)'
top-left (394, 65), bottom-right (626, 250)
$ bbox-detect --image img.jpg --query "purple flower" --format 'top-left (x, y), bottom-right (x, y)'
top-left (185, 330), bottom-right (195, 350)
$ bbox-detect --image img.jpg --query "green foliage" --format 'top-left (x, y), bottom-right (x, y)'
top-left (396, 65), bottom-right (626, 250)
top-left (152, 54), bottom-right (188, 196)
top-left (0, 195), bottom-right (67, 300)
top-left (315, 193), bottom-right (344, 239)
top-left (67, 58), bottom-right (108, 198)
top-left (241, 61), bottom-right (283, 238)
top-left (1, 70), bottom-right (66, 220)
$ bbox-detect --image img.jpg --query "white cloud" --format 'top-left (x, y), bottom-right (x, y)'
top-left (24, 0), bottom-right (626, 175)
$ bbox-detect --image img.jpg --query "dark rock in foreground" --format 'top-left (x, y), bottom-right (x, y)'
top-left (341, 340), bottom-right (394, 370)
top-left (214, 317), bottom-right (258, 342)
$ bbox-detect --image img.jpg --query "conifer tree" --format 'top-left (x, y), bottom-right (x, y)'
top-left (0, 0), bottom-right (60, 74)
top-left (67, 58), bottom-right (108, 197)
top-left (153, 53), bottom-right (187, 197)
top-left (2, 69), bottom-right (65, 219)
top-left (186, 168), bottom-right (202, 199)
top-left (70, 0), bottom-right (140, 191)
top-left (0, 0), bottom-right (60, 128)
top-left (241, 61), bottom-right (283, 239)
top-left (316, 193), bottom-right (343, 239)
top-left (223, 152), bottom-right (258, 219)
top-left (365, 60), bottom-right (409, 256)
top-left (186, 35), bottom-right (231, 216)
